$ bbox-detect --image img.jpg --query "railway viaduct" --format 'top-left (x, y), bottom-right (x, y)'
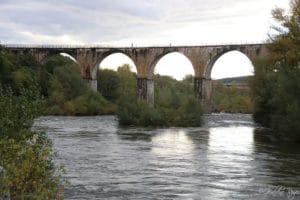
top-left (4, 43), bottom-right (269, 113)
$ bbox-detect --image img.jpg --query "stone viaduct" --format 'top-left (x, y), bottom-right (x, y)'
top-left (5, 43), bottom-right (269, 113)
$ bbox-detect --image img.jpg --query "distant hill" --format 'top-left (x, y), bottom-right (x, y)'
top-left (213, 76), bottom-right (252, 85)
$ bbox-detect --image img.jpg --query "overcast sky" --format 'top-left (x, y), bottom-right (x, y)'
top-left (0, 0), bottom-right (290, 79)
top-left (0, 0), bottom-right (290, 45)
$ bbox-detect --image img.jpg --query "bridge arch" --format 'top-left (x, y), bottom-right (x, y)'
top-left (39, 52), bottom-right (79, 76)
top-left (203, 50), bottom-right (254, 113)
top-left (92, 50), bottom-right (138, 81)
top-left (205, 50), bottom-right (254, 79)
top-left (60, 53), bottom-right (77, 63)
top-left (148, 50), bottom-right (195, 79)
top-left (38, 50), bottom-right (77, 64)
top-left (143, 51), bottom-right (195, 107)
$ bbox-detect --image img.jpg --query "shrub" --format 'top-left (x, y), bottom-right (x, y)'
top-left (0, 133), bottom-right (66, 199)
top-left (0, 86), bottom-right (66, 199)
top-left (180, 97), bottom-right (203, 127)
top-left (117, 95), bottom-right (202, 127)
top-left (117, 96), bottom-right (160, 126)
top-left (97, 69), bottom-right (120, 101)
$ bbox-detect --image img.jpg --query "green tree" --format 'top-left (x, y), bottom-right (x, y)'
top-left (117, 96), bottom-right (163, 127)
top-left (212, 80), bottom-right (253, 113)
top-left (52, 64), bottom-right (88, 100)
top-left (0, 47), bottom-right (16, 87)
top-left (180, 97), bottom-right (203, 127)
top-left (117, 64), bottom-right (137, 97)
top-left (0, 87), bottom-right (66, 199)
top-left (117, 73), bottom-right (202, 127)
top-left (251, 0), bottom-right (300, 141)
top-left (0, 48), bottom-right (42, 94)
top-left (250, 58), bottom-right (276, 125)
top-left (97, 69), bottom-right (120, 101)
top-left (0, 49), bottom-right (67, 198)
top-left (43, 55), bottom-right (74, 74)
top-left (44, 55), bottom-right (114, 115)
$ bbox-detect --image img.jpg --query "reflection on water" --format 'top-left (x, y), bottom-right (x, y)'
top-left (208, 127), bottom-right (254, 154)
top-left (207, 127), bottom-right (256, 199)
top-left (152, 130), bottom-right (194, 156)
top-left (33, 114), bottom-right (300, 200)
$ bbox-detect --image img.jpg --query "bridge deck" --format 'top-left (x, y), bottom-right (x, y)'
top-left (1, 42), bottom-right (267, 49)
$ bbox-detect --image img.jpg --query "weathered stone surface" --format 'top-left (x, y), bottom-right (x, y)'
top-left (137, 77), bottom-right (148, 101)
top-left (88, 79), bottom-right (97, 91)
top-left (194, 77), bottom-right (204, 99)
top-left (5, 44), bottom-right (269, 113)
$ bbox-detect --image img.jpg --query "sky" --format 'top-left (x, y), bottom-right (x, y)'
top-left (0, 0), bottom-right (290, 79)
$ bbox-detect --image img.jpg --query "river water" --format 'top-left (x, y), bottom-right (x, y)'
top-left (33, 114), bottom-right (300, 200)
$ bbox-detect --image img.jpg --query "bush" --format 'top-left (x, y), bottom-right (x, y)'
top-left (212, 81), bottom-right (253, 113)
top-left (0, 86), bottom-right (43, 138)
top-left (45, 55), bottom-right (113, 116)
top-left (0, 133), bottom-right (66, 199)
top-left (180, 97), bottom-right (203, 127)
top-left (117, 95), bottom-right (202, 127)
top-left (0, 86), bottom-right (66, 199)
top-left (117, 96), bottom-right (164, 127)
top-left (250, 1), bottom-right (300, 141)
top-left (97, 69), bottom-right (120, 101)
top-left (72, 90), bottom-right (107, 115)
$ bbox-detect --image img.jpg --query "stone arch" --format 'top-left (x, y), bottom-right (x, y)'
top-left (205, 49), bottom-right (254, 79)
top-left (148, 50), bottom-right (195, 79)
top-left (143, 50), bottom-right (195, 107)
top-left (92, 50), bottom-right (138, 81)
top-left (203, 49), bottom-right (255, 113)
top-left (60, 52), bottom-right (78, 63)
top-left (38, 50), bottom-right (77, 65)
top-left (38, 52), bottom-right (78, 77)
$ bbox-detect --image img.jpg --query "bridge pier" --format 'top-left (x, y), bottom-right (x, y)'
top-left (202, 78), bottom-right (212, 113)
top-left (137, 77), bottom-right (154, 107)
top-left (194, 77), bottom-right (212, 113)
top-left (194, 77), bottom-right (204, 99)
top-left (88, 79), bottom-right (97, 91)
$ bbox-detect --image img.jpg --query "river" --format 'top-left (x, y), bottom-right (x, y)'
top-left (33, 114), bottom-right (300, 200)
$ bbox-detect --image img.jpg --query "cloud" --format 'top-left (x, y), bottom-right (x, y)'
top-left (0, 0), bottom-right (290, 45)
top-left (19, 31), bottom-right (83, 44)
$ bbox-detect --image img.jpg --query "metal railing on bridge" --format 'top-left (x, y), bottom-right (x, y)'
top-left (0, 41), bottom-right (268, 49)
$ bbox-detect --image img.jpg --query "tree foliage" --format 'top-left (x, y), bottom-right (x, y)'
top-left (97, 69), bottom-right (120, 101)
top-left (97, 65), bottom-right (137, 102)
top-left (0, 133), bottom-right (65, 199)
top-left (43, 55), bottom-right (115, 115)
top-left (0, 89), bottom-right (66, 199)
top-left (212, 81), bottom-right (253, 113)
top-left (117, 96), bottom-right (164, 127)
top-left (0, 86), bottom-right (43, 139)
top-left (117, 73), bottom-right (202, 127)
top-left (117, 64), bottom-right (137, 97)
top-left (251, 0), bottom-right (300, 141)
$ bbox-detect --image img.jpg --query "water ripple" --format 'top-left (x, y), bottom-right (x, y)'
top-left (32, 114), bottom-right (300, 200)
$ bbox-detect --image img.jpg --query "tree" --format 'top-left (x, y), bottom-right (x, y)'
top-left (251, 0), bottom-right (300, 141)
top-left (0, 86), bottom-right (66, 199)
top-left (97, 69), bottom-right (120, 101)
top-left (0, 48), bottom-right (16, 87)
top-left (117, 64), bottom-right (137, 97)
top-left (43, 55), bottom-right (115, 115)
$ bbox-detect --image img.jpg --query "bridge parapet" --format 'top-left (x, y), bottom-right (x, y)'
top-left (1, 41), bottom-right (268, 49)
